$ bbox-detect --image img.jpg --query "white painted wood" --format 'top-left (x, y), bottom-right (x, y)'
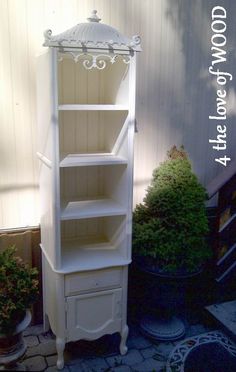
top-left (66, 288), bottom-right (122, 341)
top-left (61, 238), bottom-right (130, 273)
top-left (56, 338), bottom-right (65, 370)
top-left (38, 13), bottom-right (137, 368)
top-left (60, 166), bottom-right (128, 218)
top-left (61, 198), bottom-right (127, 220)
top-left (36, 152), bottom-right (52, 168)
top-left (120, 324), bottom-right (129, 355)
top-left (219, 213), bottom-right (236, 233)
top-left (65, 268), bottom-right (122, 296)
top-left (42, 253), bottom-right (50, 333)
top-left (37, 50), bottom-right (60, 269)
top-left (216, 261), bottom-right (236, 282)
top-left (42, 253), bottom-right (65, 337)
top-left (120, 266), bottom-right (129, 354)
top-left (126, 55), bottom-right (136, 261)
top-left (217, 243), bottom-right (236, 266)
top-left (59, 111), bottom-right (127, 155)
top-left (58, 54), bottom-right (130, 105)
top-left (60, 153), bottom-right (127, 167)
top-left (58, 104), bottom-right (128, 111)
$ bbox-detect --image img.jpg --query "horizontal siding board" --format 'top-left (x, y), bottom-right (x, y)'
top-left (1, 0), bottom-right (236, 228)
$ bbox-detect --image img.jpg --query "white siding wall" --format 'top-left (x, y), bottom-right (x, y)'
top-left (0, 0), bottom-right (236, 229)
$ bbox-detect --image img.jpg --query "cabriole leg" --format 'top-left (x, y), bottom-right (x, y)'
top-left (119, 325), bottom-right (129, 355)
top-left (56, 338), bottom-right (65, 370)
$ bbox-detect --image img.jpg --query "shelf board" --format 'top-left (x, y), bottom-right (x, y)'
top-left (61, 198), bottom-right (127, 220)
top-left (58, 104), bottom-right (128, 111)
top-left (60, 153), bottom-right (127, 167)
top-left (61, 237), bottom-right (130, 272)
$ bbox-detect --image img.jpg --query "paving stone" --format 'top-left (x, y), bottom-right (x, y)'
top-left (154, 342), bottom-right (174, 358)
top-left (171, 342), bottom-right (177, 348)
top-left (45, 366), bottom-right (70, 372)
top-left (65, 356), bottom-right (84, 366)
top-left (106, 354), bottom-right (123, 368)
top-left (24, 335), bottom-right (39, 347)
top-left (112, 366), bottom-right (131, 372)
top-left (69, 361), bottom-right (91, 372)
top-left (21, 322), bottom-right (211, 372)
top-left (132, 357), bottom-right (165, 372)
top-left (22, 356), bottom-right (47, 371)
top-left (127, 336), bottom-right (152, 350)
top-left (40, 339), bottom-right (57, 356)
top-left (26, 344), bottom-right (40, 357)
top-left (26, 339), bottom-right (57, 357)
top-left (39, 330), bottom-right (55, 343)
top-left (83, 357), bottom-right (109, 371)
top-left (3, 364), bottom-right (26, 371)
top-left (46, 354), bottom-right (57, 366)
top-left (106, 349), bottom-right (143, 367)
top-left (186, 324), bottom-right (208, 337)
top-left (140, 346), bottom-right (159, 359)
top-left (23, 324), bottom-right (44, 336)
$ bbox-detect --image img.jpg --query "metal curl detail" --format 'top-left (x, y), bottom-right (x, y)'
top-left (122, 55), bottom-right (131, 64)
top-left (129, 35), bottom-right (141, 48)
top-left (83, 56), bottom-right (106, 70)
top-left (57, 53), bottom-right (131, 69)
top-left (44, 29), bottom-right (52, 41)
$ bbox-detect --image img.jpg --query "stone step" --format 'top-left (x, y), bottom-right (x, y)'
top-left (205, 300), bottom-right (236, 341)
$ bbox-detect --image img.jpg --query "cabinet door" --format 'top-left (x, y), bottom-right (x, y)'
top-left (66, 288), bottom-right (122, 342)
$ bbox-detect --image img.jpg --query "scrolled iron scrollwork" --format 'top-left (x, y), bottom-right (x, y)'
top-left (57, 53), bottom-right (131, 70)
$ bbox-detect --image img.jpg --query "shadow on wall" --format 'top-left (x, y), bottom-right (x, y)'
top-left (134, 0), bottom-right (187, 204)
top-left (134, 0), bottom-right (236, 208)
top-left (165, 0), bottom-right (236, 184)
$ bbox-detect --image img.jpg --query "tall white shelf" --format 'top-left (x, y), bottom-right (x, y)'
top-left (36, 10), bottom-right (141, 369)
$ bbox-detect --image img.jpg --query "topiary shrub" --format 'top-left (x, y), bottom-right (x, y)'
top-left (0, 246), bottom-right (39, 333)
top-left (132, 146), bottom-right (212, 274)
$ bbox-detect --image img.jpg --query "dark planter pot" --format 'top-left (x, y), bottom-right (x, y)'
top-left (134, 257), bottom-right (202, 341)
top-left (0, 310), bottom-right (31, 370)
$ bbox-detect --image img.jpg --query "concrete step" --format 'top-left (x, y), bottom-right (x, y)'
top-left (206, 300), bottom-right (236, 341)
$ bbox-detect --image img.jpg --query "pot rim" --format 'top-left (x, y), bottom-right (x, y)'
top-left (134, 256), bottom-right (203, 279)
top-left (0, 309), bottom-right (31, 337)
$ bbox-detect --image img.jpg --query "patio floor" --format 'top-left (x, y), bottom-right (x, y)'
top-left (20, 321), bottom-right (211, 371)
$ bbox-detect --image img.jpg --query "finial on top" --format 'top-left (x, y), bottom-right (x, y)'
top-left (87, 10), bottom-right (101, 23)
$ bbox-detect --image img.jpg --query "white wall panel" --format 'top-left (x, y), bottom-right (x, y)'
top-left (0, 0), bottom-right (236, 228)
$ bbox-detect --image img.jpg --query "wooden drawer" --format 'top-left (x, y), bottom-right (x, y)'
top-left (65, 268), bottom-right (122, 296)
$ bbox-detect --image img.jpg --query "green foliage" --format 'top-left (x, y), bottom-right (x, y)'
top-left (132, 146), bottom-right (212, 273)
top-left (0, 246), bottom-right (39, 333)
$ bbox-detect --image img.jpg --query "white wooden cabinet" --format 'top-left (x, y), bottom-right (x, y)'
top-left (37, 10), bottom-right (141, 369)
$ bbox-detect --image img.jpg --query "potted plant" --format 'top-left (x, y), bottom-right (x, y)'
top-left (132, 146), bottom-right (212, 340)
top-left (0, 246), bottom-right (39, 369)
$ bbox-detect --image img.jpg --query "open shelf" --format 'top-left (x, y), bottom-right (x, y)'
top-left (60, 215), bottom-right (128, 272)
top-left (58, 104), bottom-right (128, 111)
top-left (61, 237), bottom-right (130, 272)
top-left (58, 54), bottom-right (129, 105)
top-left (60, 165), bottom-right (128, 213)
top-left (60, 153), bottom-right (127, 167)
top-left (59, 110), bottom-right (128, 156)
top-left (61, 198), bottom-right (127, 220)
